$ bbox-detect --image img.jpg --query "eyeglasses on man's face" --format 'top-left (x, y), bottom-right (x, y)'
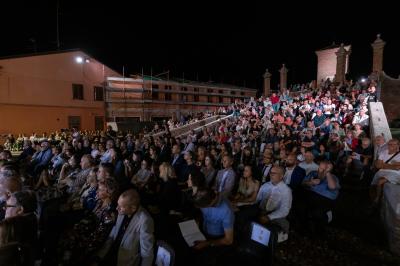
top-left (3, 204), bottom-right (17, 210)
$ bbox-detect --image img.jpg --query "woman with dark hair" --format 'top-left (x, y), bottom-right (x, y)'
top-left (232, 165), bottom-right (260, 207)
top-left (124, 152), bottom-right (136, 179)
top-left (59, 178), bottom-right (118, 265)
top-left (179, 169), bottom-right (206, 219)
top-left (147, 145), bottom-right (159, 166)
top-left (201, 155), bottom-right (217, 187)
top-left (196, 146), bottom-right (207, 168)
top-left (281, 129), bottom-right (296, 152)
top-left (57, 154), bottom-right (81, 188)
top-left (315, 143), bottom-right (330, 163)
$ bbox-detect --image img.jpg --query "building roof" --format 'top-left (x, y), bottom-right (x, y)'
top-left (0, 49), bottom-right (122, 75)
top-left (136, 75), bottom-right (256, 91)
top-left (316, 42), bottom-right (351, 52)
top-left (0, 50), bottom-right (255, 91)
top-left (0, 49), bottom-right (82, 60)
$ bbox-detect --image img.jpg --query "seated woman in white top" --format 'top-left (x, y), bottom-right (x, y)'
top-left (232, 165), bottom-right (260, 207)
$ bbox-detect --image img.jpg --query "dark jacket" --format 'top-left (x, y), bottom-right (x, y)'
top-left (287, 166), bottom-right (306, 190)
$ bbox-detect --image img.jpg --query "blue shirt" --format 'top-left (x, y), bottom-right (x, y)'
top-left (201, 197), bottom-right (234, 237)
top-left (303, 171), bottom-right (340, 200)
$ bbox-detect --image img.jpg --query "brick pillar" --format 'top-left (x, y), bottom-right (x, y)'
top-left (263, 69), bottom-right (272, 97)
top-left (279, 64), bottom-right (288, 93)
top-left (334, 43), bottom-right (349, 84)
top-left (371, 34), bottom-right (386, 76)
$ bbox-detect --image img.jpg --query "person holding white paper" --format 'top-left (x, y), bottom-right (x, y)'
top-left (192, 189), bottom-right (234, 250)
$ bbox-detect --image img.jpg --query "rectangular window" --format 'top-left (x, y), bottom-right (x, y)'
top-left (72, 84), bottom-right (84, 100)
top-left (151, 84), bottom-right (159, 100)
top-left (95, 116), bottom-right (104, 130)
top-left (207, 89), bottom-right (213, 93)
top-left (241, 91), bottom-right (245, 96)
top-left (219, 96), bottom-right (224, 103)
top-left (68, 116), bottom-right (81, 130)
top-left (230, 91), bottom-right (236, 95)
top-left (180, 87), bottom-right (187, 101)
top-left (94, 86), bottom-right (104, 101)
top-left (165, 85), bottom-right (172, 101)
top-left (116, 117), bottom-right (140, 123)
top-left (218, 90), bottom-right (223, 95)
top-left (193, 88), bottom-right (199, 102)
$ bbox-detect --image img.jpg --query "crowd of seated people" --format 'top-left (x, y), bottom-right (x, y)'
top-left (0, 77), bottom-right (396, 266)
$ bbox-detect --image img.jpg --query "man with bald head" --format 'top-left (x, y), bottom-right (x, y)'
top-left (0, 168), bottom-right (23, 220)
top-left (256, 166), bottom-right (292, 224)
top-left (236, 166), bottom-right (292, 233)
top-left (96, 189), bottom-right (154, 266)
top-left (283, 153), bottom-right (306, 190)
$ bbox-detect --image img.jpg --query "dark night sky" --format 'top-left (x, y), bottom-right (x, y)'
top-left (1, 1), bottom-right (399, 93)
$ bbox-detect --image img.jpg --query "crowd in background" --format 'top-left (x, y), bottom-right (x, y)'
top-left (1, 77), bottom-right (398, 266)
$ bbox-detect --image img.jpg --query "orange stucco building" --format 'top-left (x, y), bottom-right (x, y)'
top-left (0, 50), bottom-right (120, 135)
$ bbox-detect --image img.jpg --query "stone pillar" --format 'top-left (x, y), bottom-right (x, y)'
top-left (334, 43), bottom-right (349, 84)
top-left (279, 64), bottom-right (288, 93)
top-left (371, 34), bottom-right (386, 76)
top-left (263, 69), bottom-right (272, 97)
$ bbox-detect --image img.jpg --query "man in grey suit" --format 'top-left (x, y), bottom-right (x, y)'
top-left (96, 189), bottom-right (154, 266)
top-left (215, 154), bottom-right (236, 198)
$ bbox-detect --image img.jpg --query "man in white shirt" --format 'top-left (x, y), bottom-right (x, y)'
top-left (371, 139), bottom-right (400, 204)
top-left (100, 139), bottom-right (115, 163)
top-left (352, 109), bottom-right (369, 127)
top-left (299, 151), bottom-right (319, 175)
top-left (256, 166), bottom-right (292, 224)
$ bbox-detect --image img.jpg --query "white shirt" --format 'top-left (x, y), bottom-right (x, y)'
top-left (299, 161), bottom-right (319, 175)
top-left (100, 149), bottom-right (112, 163)
top-left (256, 181), bottom-right (292, 220)
top-left (377, 149), bottom-right (400, 173)
top-left (375, 143), bottom-right (388, 160)
top-left (352, 113), bottom-right (369, 127)
top-left (283, 167), bottom-right (295, 185)
top-left (261, 164), bottom-right (273, 183)
top-left (323, 103), bottom-right (335, 115)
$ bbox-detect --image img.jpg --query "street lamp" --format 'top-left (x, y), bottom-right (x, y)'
top-left (75, 56), bottom-right (83, 64)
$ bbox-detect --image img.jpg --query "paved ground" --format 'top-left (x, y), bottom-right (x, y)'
top-left (273, 176), bottom-right (400, 266)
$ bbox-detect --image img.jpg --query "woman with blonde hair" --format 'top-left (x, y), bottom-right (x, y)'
top-left (156, 162), bottom-right (181, 215)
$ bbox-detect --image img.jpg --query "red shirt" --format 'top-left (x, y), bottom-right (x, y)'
top-left (270, 96), bottom-right (280, 104)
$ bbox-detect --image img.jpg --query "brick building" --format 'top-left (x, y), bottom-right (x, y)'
top-left (105, 76), bottom-right (257, 123)
top-left (315, 43), bottom-right (351, 86)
